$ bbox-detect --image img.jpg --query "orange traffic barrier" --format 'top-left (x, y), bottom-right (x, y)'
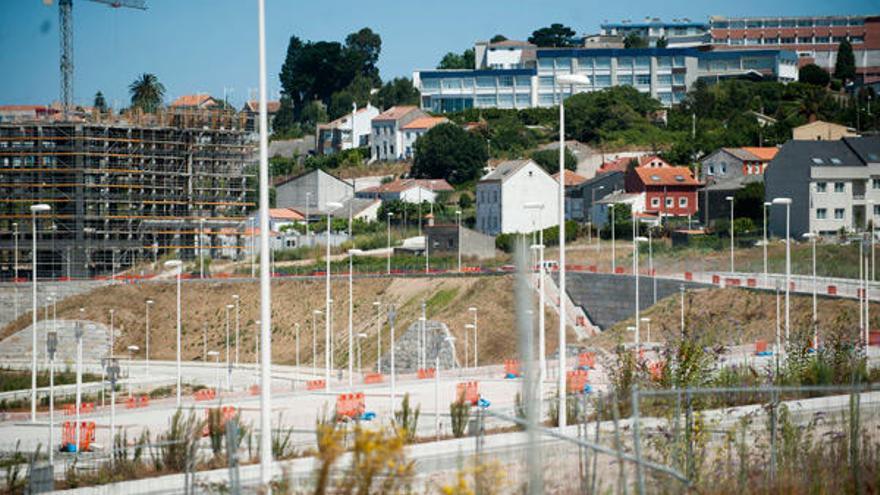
top-left (566, 370), bottom-right (589, 393)
top-left (755, 340), bottom-right (768, 354)
top-left (684, 272), bottom-right (693, 281)
top-left (62, 421), bottom-right (96, 451)
top-left (588, 265), bottom-right (597, 273)
top-left (577, 352), bottom-right (595, 369)
top-left (193, 388), bottom-right (216, 401)
top-left (126, 397), bottom-right (137, 409)
top-left (615, 266), bottom-right (625, 274)
top-left (648, 361), bottom-right (666, 380)
top-left (126, 395), bottom-right (150, 409)
top-left (202, 406), bottom-right (238, 436)
top-left (364, 372), bottom-right (384, 384)
top-left (138, 395), bottom-right (149, 407)
top-left (790, 281), bottom-right (796, 291)
top-left (306, 379), bottom-right (326, 391)
top-left (712, 275), bottom-right (721, 285)
top-left (503, 359), bottom-right (520, 377)
top-left (64, 402), bottom-right (95, 415)
top-left (869, 331), bottom-right (880, 346)
top-left (249, 385), bottom-right (260, 396)
top-left (335, 392), bottom-right (366, 420)
top-left (747, 278), bottom-right (757, 288)
top-left (828, 285), bottom-right (837, 295)
top-left (417, 368), bottom-right (436, 379)
top-left (455, 381), bottom-right (479, 405)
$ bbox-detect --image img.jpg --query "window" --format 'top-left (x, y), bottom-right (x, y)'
top-left (797, 37), bottom-right (813, 44)
top-left (651, 197), bottom-right (660, 207)
top-left (421, 79), bottom-right (439, 90)
top-left (595, 57), bottom-right (611, 69)
top-left (515, 94), bottom-right (530, 107)
top-left (812, 157), bottom-right (825, 164)
top-left (679, 197), bottom-right (688, 207)
top-left (577, 57), bottom-right (594, 70)
top-left (389, 145), bottom-right (394, 156)
top-left (515, 76), bottom-right (531, 88)
top-left (816, 208), bottom-right (827, 219)
top-left (816, 182), bottom-right (827, 192)
top-left (781, 37), bottom-right (795, 44)
top-left (499, 75), bottom-right (514, 87)
top-left (539, 94), bottom-right (555, 105)
top-left (673, 56), bottom-right (686, 68)
top-left (672, 73), bottom-right (685, 85)
top-left (658, 92), bottom-right (673, 105)
top-left (441, 78), bottom-right (461, 90)
top-left (873, 179), bottom-right (880, 190)
top-left (636, 74), bottom-right (651, 86)
top-left (635, 57), bottom-right (650, 69)
top-left (594, 75), bottom-right (611, 87)
top-left (834, 208), bottom-right (845, 219)
top-left (708, 165), bottom-right (715, 175)
top-left (618, 74), bottom-right (634, 86)
top-left (538, 58), bottom-right (554, 70)
top-left (498, 94), bottom-right (514, 108)
top-left (834, 182), bottom-right (845, 193)
top-left (539, 76), bottom-right (555, 88)
top-left (617, 57), bottom-right (633, 70)
top-left (665, 197), bottom-right (674, 207)
top-left (874, 205), bottom-right (880, 216)
top-left (555, 58), bottom-right (572, 70)
top-left (462, 78), bottom-right (474, 88)
top-left (476, 95), bottom-right (497, 107)
top-left (476, 76), bottom-right (495, 88)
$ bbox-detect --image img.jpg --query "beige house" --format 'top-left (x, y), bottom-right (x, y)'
top-left (793, 120), bottom-right (858, 141)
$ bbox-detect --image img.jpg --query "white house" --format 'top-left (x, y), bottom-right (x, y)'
top-left (356, 178), bottom-right (454, 204)
top-left (370, 106), bottom-right (428, 161)
top-left (400, 116), bottom-right (448, 159)
top-left (316, 103), bottom-right (380, 155)
top-left (274, 169), bottom-right (353, 216)
top-left (475, 159), bottom-right (560, 235)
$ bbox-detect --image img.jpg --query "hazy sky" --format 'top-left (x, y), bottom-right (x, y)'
top-left (0, 0), bottom-right (875, 108)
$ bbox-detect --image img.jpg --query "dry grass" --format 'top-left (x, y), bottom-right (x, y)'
top-left (1, 275), bottom-right (571, 367)
top-left (591, 287), bottom-right (878, 351)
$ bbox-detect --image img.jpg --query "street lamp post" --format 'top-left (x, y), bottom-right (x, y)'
top-left (207, 350), bottom-right (221, 395)
top-left (199, 218), bottom-right (206, 279)
top-left (47, 330), bottom-right (57, 466)
top-left (388, 305), bottom-right (397, 410)
top-left (225, 303), bottom-right (234, 390)
top-left (772, 197), bottom-right (792, 345)
top-left (357, 333), bottom-right (367, 375)
top-left (126, 345), bottom-right (139, 398)
top-left (103, 357), bottom-right (120, 467)
top-left (164, 259), bottom-right (183, 407)
top-left (554, 74), bottom-right (590, 432)
top-left (12, 222), bottom-right (17, 320)
top-left (464, 324), bottom-right (474, 371)
top-left (312, 310), bottom-right (321, 375)
top-left (591, 186), bottom-right (604, 260)
top-left (74, 310), bottom-right (84, 454)
top-left (524, 202), bottom-right (546, 376)
top-left (611, 203), bottom-right (616, 273)
top-left (627, 325), bottom-right (638, 349)
top-left (386, 212), bottom-right (394, 274)
top-left (233, 294), bottom-right (240, 366)
top-left (634, 236), bottom-right (649, 351)
top-left (373, 301), bottom-right (381, 372)
top-left (640, 317), bottom-right (652, 345)
top-left (145, 299), bottom-right (153, 377)
top-left (30, 203), bottom-right (51, 422)
top-left (295, 323), bottom-right (300, 368)
top-left (803, 232), bottom-right (819, 348)
top-left (326, 202), bottom-right (343, 388)
top-left (469, 307), bottom-right (478, 368)
top-left (726, 196), bottom-right (735, 273)
top-left (347, 249), bottom-right (364, 388)
top-left (455, 210), bottom-right (462, 273)
top-left (763, 201), bottom-right (771, 283)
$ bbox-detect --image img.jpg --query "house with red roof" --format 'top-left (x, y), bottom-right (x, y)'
top-left (356, 178), bottom-right (453, 204)
top-left (625, 165), bottom-right (701, 218)
top-left (370, 106), bottom-right (429, 161)
top-left (401, 116), bottom-right (449, 158)
top-left (242, 100), bottom-right (281, 133)
top-left (170, 94), bottom-right (219, 109)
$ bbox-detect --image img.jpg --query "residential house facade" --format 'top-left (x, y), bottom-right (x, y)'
top-left (315, 104), bottom-right (380, 155)
top-left (274, 169), bottom-right (353, 216)
top-left (242, 100), bottom-right (281, 133)
top-left (554, 170), bottom-right (588, 220)
top-left (476, 159), bottom-right (560, 235)
top-left (370, 106), bottom-right (429, 161)
top-left (573, 170), bottom-right (627, 224)
top-left (765, 136), bottom-right (880, 237)
top-left (625, 165), bottom-right (701, 218)
top-left (356, 178), bottom-right (453, 204)
top-left (425, 224), bottom-right (497, 260)
top-left (401, 117), bottom-right (449, 158)
top-left (793, 120), bottom-right (859, 141)
top-left (699, 146), bottom-right (779, 182)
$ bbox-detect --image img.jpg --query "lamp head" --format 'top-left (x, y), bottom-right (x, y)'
top-left (771, 197), bottom-right (792, 205)
top-left (556, 73), bottom-right (591, 85)
top-left (30, 204), bottom-right (51, 213)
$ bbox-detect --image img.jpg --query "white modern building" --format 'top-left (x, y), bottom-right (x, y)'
top-left (316, 103), bottom-right (380, 155)
top-left (414, 46), bottom-right (798, 111)
top-left (370, 106), bottom-right (429, 161)
top-left (599, 18), bottom-right (711, 47)
top-left (476, 159), bottom-right (560, 235)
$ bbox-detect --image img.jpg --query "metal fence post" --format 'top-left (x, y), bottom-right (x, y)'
top-left (226, 419), bottom-right (241, 495)
top-left (611, 394), bottom-right (628, 495)
top-left (685, 389), bottom-right (694, 481)
top-left (591, 394), bottom-right (601, 495)
top-left (632, 386), bottom-right (646, 495)
top-left (769, 388), bottom-right (777, 484)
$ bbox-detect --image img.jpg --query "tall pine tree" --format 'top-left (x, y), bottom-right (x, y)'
top-left (834, 40), bottom-right (856, 83)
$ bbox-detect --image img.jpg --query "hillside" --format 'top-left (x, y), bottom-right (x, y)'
top-left (1, 275), bottom-right (568, 370)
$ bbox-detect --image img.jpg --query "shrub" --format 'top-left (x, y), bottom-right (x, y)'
top-left (393, 393), bottom-right (420, 443)
top-left (450, 397), bottom-right (470, 438)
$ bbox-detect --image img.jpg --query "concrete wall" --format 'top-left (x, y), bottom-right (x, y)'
top-left (275, 170), bottom-right (352, 213)
top-left (0, 280), bottom-right (111, 330)
top-left (562, 272), bottom-right (707, 330)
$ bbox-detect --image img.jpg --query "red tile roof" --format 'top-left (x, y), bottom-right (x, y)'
top-left (740, 147), bottom-right (779, 161)
top-left (634, 166), bottom-right (700, 187)
top-left (598, 157), bottom-right (633, 174)
top-left (245, 100), bottom-right (281, 113)
top-left (373, 105), bottom-right (419, 122)
top-left (637, 155), bottom-right (672, 168)
top-left (170, 94), bottom-right (217, 108)
top-left (366, 178), bottom-right (453, 194)
top-left (553, 170), bottom-right (587, 186)
top-left (401, 116), bottom-right (448, 130)
top-left (268, 208), bottom-right (304, 221)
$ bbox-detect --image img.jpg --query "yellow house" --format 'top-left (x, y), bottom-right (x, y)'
top-left (793, 120), bottom-right (858, 141)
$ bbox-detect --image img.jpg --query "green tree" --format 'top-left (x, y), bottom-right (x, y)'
top-left (799, 63), bottom-right (830, 87)
top-left (344, 27), bottom-right (382, 85)
top-left (528, 23), bottom-right (576, 47)
top-left (128, 73), bottom-right (165, 113)
top-left (93, 91), bottom-right (107, 113)
top-left (299, 100), bottom-right (328, 131)
top-left (655, 36), bottom-right (668, 48)
top-left (530, 147), bottom-right (577, 173)
top-left (563, 86), bottom-right (662, 143)
top-left (490, 34), bottom-right (508, 43)
top-left (623, 32), bottom-right (649, 49)
top-left (371, 78), bottom-right (420, 110)
top-left (412, 124), bottom-right (487, 185)
top-left (437, 49), bottom-right (475, 69)
top-left (834, 40), bottom-right (856, 83)
top-left (733, 181), bottom-right (765, 224)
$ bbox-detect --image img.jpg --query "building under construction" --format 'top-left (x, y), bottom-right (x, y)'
top-left (0, 110), bottom-right (255, 279)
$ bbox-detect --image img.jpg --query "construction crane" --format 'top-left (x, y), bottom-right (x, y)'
top-left (43, 0), bottom-right (147, 115)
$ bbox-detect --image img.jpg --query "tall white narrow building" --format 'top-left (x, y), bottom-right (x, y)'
top-left (476, 159), bottom-right (560, 235)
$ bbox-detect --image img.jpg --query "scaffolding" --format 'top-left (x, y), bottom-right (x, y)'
top-left (0, 115), bottom-right (255, 279)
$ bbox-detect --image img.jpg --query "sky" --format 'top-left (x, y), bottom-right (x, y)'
top-left (0, 0), bottom-right (876, 108)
